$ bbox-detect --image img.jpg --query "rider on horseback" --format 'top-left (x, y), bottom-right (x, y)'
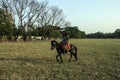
top-left (61, 31), bottom-right (70, 52)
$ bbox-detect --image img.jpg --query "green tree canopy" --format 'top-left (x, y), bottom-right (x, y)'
top-left (64, 26), bottom-right (86, 38)
top-left (0, 8), bottom-right (15, 41)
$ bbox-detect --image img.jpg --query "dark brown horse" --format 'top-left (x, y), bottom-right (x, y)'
top-left (51, 40), bottom-right (77, 63)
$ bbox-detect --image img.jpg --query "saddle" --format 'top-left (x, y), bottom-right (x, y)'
top-left (61, 43), bottom-right (71, 52)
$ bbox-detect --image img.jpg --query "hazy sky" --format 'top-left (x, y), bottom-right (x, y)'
top-left (39, 0), bottom-right (120, 34)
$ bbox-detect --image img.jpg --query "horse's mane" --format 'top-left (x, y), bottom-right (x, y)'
top-left (52, 40), bottom-right (60, 44)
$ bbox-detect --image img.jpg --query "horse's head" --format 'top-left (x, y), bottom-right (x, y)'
top-left (51, 40), bottom-right (57, 50)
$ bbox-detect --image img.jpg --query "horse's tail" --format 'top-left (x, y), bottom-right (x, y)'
top-left (74, 45), bottom-right (77, 61)
top-left (74, 45), bottom-right (77, 55)
top-left (70, 44), bottom-right (78, 60)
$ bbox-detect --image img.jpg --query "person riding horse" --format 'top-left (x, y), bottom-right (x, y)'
top-left (61, 31), bottom-right (70, 52)
top-left (51, 40), bottom-right (77, 63)
top-left (51, 31), bottom-right (77, 63)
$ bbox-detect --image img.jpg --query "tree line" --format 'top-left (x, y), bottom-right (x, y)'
top-left (0, 0), bottom-right (85, 42)
top-left (87, 29), bottom-right (120, 39)
top-left (0, 0), bottom-right (119, 42)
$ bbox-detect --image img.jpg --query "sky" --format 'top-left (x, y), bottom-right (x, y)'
top-left (38, 0), bottom-right (120, 34)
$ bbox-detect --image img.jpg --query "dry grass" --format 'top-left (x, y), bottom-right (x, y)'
top-left (0, 39), bottom-right (120, 80)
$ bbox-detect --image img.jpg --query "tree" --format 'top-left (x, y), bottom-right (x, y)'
top-left (64, 26), bottom-right (86, 38)
top-left (0, 0), bottom-right (68, 41)
top-left (0, 0), bottom-right (16, 23)
top-left (87, 32), bottom-right (104, 38)
top-left (87, 31), bottom-right (116, 39)
top-left (37, 6), bottom-right (65, 27)
top-left (13, 0), bottom-right (48, 41)
top-left (41, 25), bottom-right (61, 39)
top-left (0, 8), bottom-right (15, 41)
top-left (50, 30), bottom-right (62, 38)
top-left (114, 29), bottom-right (120, 38)
top-left (12, 27), bottom-right (20, 41)
top-left (0, 0), bottom-right (48, 41)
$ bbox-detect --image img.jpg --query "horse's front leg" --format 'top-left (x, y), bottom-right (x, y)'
top-left (57, 50), bottom-right (63, 63)
top-left (59, 54), bottom-right (63, 63)
top-left (69, 52), bottom-right (73, 62)
top-left (56, 54), bottom-right (59, 62)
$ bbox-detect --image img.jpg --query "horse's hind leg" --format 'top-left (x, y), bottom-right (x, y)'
top-left (73, 54), bottom-right (77, 61)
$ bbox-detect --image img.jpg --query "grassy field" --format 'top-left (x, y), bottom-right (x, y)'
top-left (0, 39), bottom-right (120, 80)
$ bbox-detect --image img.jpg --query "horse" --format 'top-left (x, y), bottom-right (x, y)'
top-left (51, 40), bottom-right (77, 63)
